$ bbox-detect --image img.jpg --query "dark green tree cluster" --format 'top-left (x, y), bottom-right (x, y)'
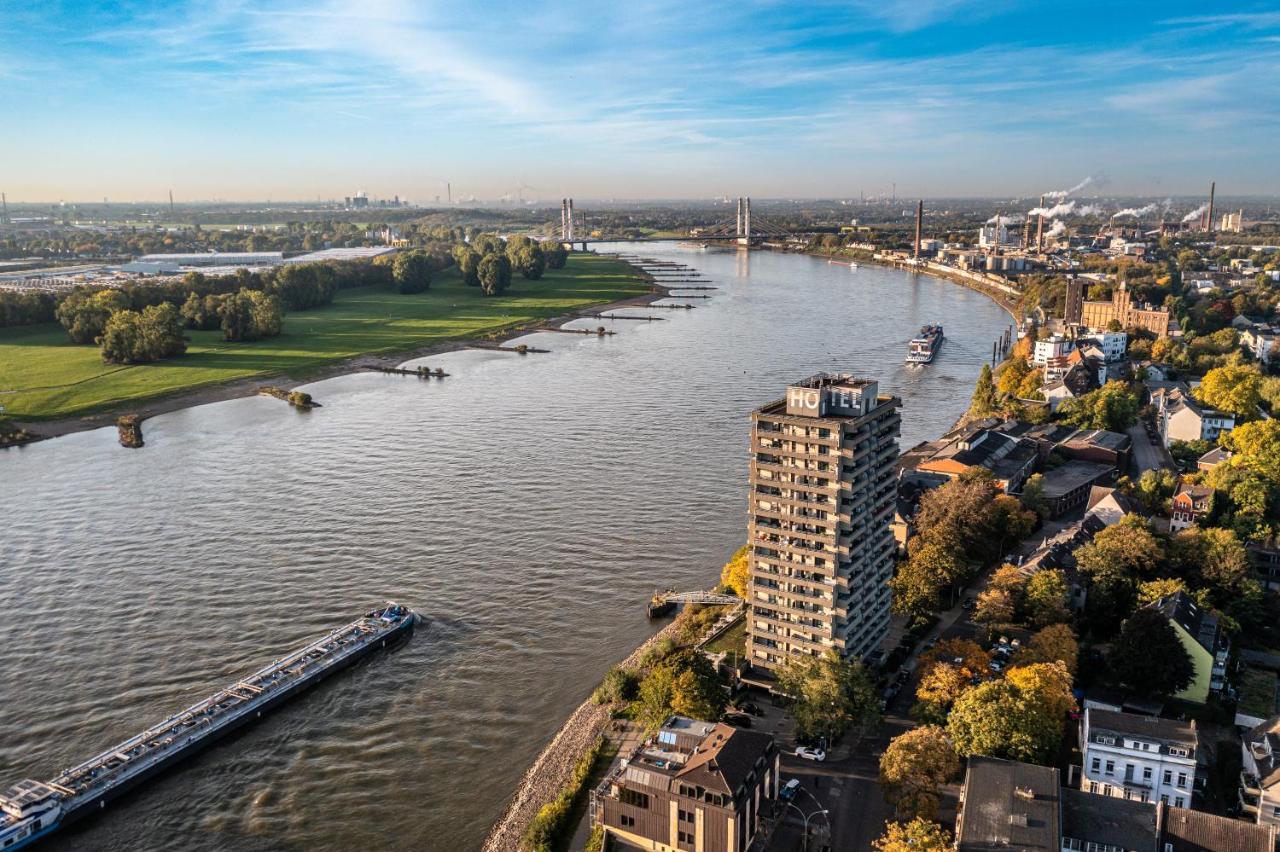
top-left (635, 649), bottom-right (726, 731)
top-left (505, 236), bottom-right (546, 280)
top-left (56, 288), bottom-right (130, 343)
top-left (0, 290), bottom-right (58, 328)
top-left (478, 253), bottom-right (513, 296)
top-left (1107, 609), bottom-right (1195, 697)
top-left (391, 251), bottom-right (433, 294)
top-left (99, 303), bottom-right (187, 363)
top-left (181, 288), bottom-right (284, 341)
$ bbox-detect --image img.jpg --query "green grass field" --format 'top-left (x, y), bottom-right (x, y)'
top-left (0, 254), bottom-right (646, 421)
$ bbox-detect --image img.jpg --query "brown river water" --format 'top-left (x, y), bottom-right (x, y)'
top-left (0, 245), bottom-right (1011, 850)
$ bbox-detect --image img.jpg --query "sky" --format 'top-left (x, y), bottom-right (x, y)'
top-left (3, 0), bottom-right (1279, 202)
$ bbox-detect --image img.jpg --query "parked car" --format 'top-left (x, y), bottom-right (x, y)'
top-left (894, 669), bottom-right (911, 684)
top-left (780, 779), bottom-right (801, 800)
top-left (882, 683), bottom-right (900, 702)
top-left (724, 712), bottom-right (753, 728)
top-left (989, 659), bottom-right (1006, 673)
top-left (961, 597), bottom-right (976, 611)
top-left (796, 746), bottom-right (826, 762)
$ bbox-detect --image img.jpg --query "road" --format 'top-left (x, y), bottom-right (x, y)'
top-left (1127, 423), bottom-right (1172, 476)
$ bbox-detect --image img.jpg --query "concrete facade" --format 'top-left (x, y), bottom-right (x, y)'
top-left (746, 373), bottom-right (901, 670)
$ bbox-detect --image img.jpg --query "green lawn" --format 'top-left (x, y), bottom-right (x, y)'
top-left (702, 616), bottom-right (746, 657)
top-left (0, 254), bottom-right (646, 421)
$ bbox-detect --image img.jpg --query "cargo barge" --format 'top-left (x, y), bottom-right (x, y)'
top-left (0, 602), bottom-right (415, 850)
top-left (905, 324), bottom-right (944, 365)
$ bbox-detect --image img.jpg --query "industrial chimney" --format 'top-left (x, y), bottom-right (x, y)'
top-left (913, 200), bottom-right (923, 259)
top-left (1036, 195), bottom-right (1045, 254)
top-left (1205, 182), bottom-right (1216, 232)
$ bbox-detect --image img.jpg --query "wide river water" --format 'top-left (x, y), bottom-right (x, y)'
top-left (0, 245), bottom-right (1011, 850)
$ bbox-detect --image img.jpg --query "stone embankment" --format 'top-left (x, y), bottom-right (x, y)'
top-left (480, 617), bottom-right (687, 852)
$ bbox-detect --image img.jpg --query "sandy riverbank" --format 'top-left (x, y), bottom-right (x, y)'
top-left (6, 260), bottom-right (670, 444)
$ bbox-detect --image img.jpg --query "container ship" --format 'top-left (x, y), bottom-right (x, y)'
top-left (0, 602), bottom-right (415, 850)
top-left (905, 324), bottom-right (944, 365)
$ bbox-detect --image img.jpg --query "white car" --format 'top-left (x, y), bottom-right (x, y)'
top-left (795, 746), bottom-right (826, 762)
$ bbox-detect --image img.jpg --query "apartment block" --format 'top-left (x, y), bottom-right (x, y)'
top-left (593, 716), bottom-right (778, 852)
top-left (746, 373), bottom-right (901, 670)
top-left (1081, 709), bottom-right (1198, 808)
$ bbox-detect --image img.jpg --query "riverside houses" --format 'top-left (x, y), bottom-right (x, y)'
top-left (1081, 709), bottom-right (1198, 808)
top-left (746, 374), bottom-right (901, 669)
top-left (593, 717), bottom-right (778, 852)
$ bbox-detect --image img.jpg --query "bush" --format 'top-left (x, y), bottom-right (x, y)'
top-left (288, 391), bottom-right (313, 408)
top-left (592, 667), bottom-right (637, 705)
top-left (522, 736), bottom-right (604, 852)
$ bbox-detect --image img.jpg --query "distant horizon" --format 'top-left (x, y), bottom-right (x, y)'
top-left (4, 1), bottom-right (1279, 200)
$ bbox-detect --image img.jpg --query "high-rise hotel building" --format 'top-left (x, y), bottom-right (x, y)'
top-left (746, 373), bottom-right (901, 670)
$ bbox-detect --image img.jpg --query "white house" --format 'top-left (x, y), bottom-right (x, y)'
top-left (1081, 708), bottom-right (1198, 808)
top-left (1241, 716), bottom-right (1280, 831)
top-left (1034, 334), bottom-right (1074, 366)
top-left (1152, 385), bottom-right (1235, 447)
top-left (1090, 331), bottom-right (1128, 362)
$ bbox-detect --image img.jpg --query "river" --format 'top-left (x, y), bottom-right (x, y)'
top-left (0, 245), bottom-right (1011, 850)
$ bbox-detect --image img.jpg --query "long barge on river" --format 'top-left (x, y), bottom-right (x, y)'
top-left (0, 601), bottom-right (415, 850)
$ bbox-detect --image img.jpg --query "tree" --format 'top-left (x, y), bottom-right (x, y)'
top-left (998, 359), bottom-right (1031, 399)
top-left (670, 652), bottom-right (726, 721)
top-left (1108, 609), bottom-right (1194, 697)
top-left (1137, 577), bottom-right (1188, 606)
top-left (544, 243), bottom-right (568, 269)
top-left (1056, 381), bottom-right (1139, 432)
top-left (1005, 661), bottom-right (1075, 722)
top-left (947, 670), bottom-right (1069, 764)
top-left (246, 290), bottom-right (284, 339)
top-left (1074, 514), bottom-right (1162, 628)
top-left (878, 726), bottom-right (960, 820)
top-left (635, 665), bottom-right (676, 731)
top-left (1170, 526), bottom-right (1256, 610)
top-left (452, 246), bottom-right (482, 287)
top-left (872, 818), bottom-right (952, 852)
top-left (392, 251), bottom-right (433, 294)
top-left (1224, 420), bottom-right (1280, 482)
top-left (1132, 468), bottom-right (1177, 513)
top-left (1020, 473), bottom-right (1048, 518)
top-left (180, 291), bottom-right (222, 330)
top-left (974, 587), bottom-right (1015, 627)
top-left (56, 288), bottom-right (129, 343)
top-left (719, 545), bottom-right (749, 597)
top-left (508, 240), bottom-right (547, 280)
top-left (591, 666), bottom-right (636, 705)
top-left (970, 364), bottom-right (997, 416)
top-left (914, 640), bottom-right (990, 720)
top-left (1196, 364), bottom-right (1262, 418)
top-left (1020, 624), bottom-right (1078, 675)
top-left (775, 650), bottom-right (880, 742)
top-left (478, 253), bottom-right (512, 296)
top-left (99, 303), bottom-right (187, 364)
top-left (217, 289), bottom-right (284, 342)
top-left (1024, 570), bottom-right (1070, 627)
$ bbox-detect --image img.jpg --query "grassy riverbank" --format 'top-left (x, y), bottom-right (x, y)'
top-left (0, 254), bottom-right (646, 422)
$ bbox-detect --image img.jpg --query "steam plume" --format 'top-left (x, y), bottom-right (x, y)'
top-left (1182, 204), bottom-right (1209, 223)
top-left (1043, 177), bottom-right (1094, 200)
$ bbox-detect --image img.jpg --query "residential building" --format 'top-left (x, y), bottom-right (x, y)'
top-left (1161, 805), bottom-right (1277, 852)
top-left (1034, 334), bottom-right (1075, 365)
top-left (1061, 788), bottom-right (1159, 852)
top-left (1196, 446), bottom-right (1232, 473)
top-left (1043, 362), bottom-right (1100, 412)
top-left (746, 374), bottom-right (901, 670)
top-left (1247, 538), bottom-right (1280, 593)
top-left (1147, 592), bottom-right (1230, 703)
top-left (1152, 386), bottom-right (1235, 448)
top-left (1240, 715), bottom-right (1280, 831)
top-left (1037, 460), bottom-right (1117, 518)
top-left (1081, 708), bottom-right (1197, 807)
top-left (1239, 321), bottom-right (1279, 368)
top-left (1080, 283), bottom-right (1173, 337)
top-left (956, 756), bottom-right (1061, 851)
top-left (593, 716), bottom-right (778, 852)
top-left (959, 755), bottom-right (1276, 852)
top-left (1016, 423), bottom-right (1132, 470)
top-left (1086, 485), bottom-right (1146, 527)
top-left (1091, 330), bottom-right (1129, 362)
top-left (905, 420), bottom-right (1038, 493)
top-left (1170, 481), bottom-right (1214, 532)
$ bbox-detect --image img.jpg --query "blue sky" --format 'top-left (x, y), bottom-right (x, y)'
top-left (3, 1), bottom-right (1279, 201)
